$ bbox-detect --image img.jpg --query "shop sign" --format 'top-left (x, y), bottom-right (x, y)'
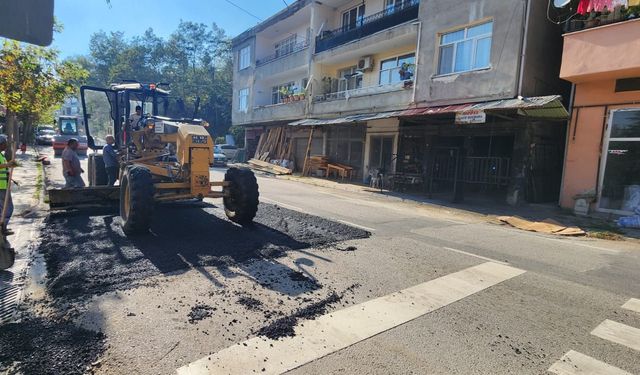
top-left (455, 110), bottom-right (486, 124)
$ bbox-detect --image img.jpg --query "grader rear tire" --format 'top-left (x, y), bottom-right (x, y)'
top-left (223, 167), bottom-right (259, 225)
top-left (120, 165), bottom-right (155, 235)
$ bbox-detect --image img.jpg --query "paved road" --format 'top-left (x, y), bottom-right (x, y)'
top-left (12, 147), bottom-right (640, 374)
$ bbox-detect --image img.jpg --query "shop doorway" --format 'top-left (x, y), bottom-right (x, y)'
top-left (369, 136), bottom-right (394, 174)
top-left (598, 109), bottom-right (640, 214)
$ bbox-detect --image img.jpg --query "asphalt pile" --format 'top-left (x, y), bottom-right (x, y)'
top-left (0, 315), bottom-right (106, 375)
top-left (256, 291), bottom-right (341, 339)
top-left (188, 303), bottom-right (217, 324)
top-left (38, 202), bottom-right (369, 302)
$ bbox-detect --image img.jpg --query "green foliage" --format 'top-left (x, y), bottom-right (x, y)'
top-left (0, 40), bottom-right (89, 141)
top-left (83, 22), bottom-right (234, 135)
top-left (228, 125), bottom-right (245, 148)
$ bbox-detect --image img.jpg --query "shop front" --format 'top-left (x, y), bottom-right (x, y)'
top-left (396, 96), bottom-right (569, 205)
top-left (558, 17), bottom-right (640, 215)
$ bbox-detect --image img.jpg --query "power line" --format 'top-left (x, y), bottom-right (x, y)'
top-left (224, 0), bottom-right (263, 22)
top-left (282, 0), bottom-right (289, 6)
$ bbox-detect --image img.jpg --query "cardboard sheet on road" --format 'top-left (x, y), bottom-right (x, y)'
top-left (498, 216), bottom-right (586, 236)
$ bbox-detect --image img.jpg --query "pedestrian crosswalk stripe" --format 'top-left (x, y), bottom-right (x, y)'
top-left (591, 320), bottom-right (640, 352)
top-left (621, 298), bottom-right (640, 314)
top-left (548, 350), bottom-right (632, 375)
top-left (176, 262), bottom-right (525, 375)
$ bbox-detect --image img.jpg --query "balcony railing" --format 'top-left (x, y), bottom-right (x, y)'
top-left (256, 40), bottom-right (310, 67)
top-left (315, 0), bottom-right (420, 53)
top-left (564, 6), bottom-right (639, 33)
top-left (314, 80), bottom-right (413, 102)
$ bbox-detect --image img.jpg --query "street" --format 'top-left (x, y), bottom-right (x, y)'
top-left (0, 146), bottom-right (638, 375)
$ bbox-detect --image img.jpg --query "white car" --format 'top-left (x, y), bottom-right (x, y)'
top-left (212, 145), bottom-right (228, 167)
top-left (218, 144), bottom-right (238, 161)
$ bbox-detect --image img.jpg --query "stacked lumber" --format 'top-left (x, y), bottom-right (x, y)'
top-left (253, 127), bottom-right (294, 162)
top-left (247, 158), bottom-right (292, 175)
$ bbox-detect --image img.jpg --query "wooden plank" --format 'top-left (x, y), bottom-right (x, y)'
top-left (302, 126), bottom-right (315, 176)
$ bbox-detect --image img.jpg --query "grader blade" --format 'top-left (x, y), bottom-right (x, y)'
top-left (48, 186), bottom-right (120, 210)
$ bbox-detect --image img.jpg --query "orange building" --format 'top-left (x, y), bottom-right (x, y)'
top-left (560, 17), bottom-right (640, 215)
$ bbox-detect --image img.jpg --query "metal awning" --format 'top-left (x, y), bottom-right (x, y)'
top-left (289, 111), bottom-right (403, 126)
top-left (399, 95), bottom-right (569, 120)
top-left (289, 95), bottom-right (568, 127)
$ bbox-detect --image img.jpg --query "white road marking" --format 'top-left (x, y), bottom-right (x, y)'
top-left (548, 350), bottom-right (632, 375)
top-left (621, 298), bottom-right (640, 314)
top-left (336, 219), bottom-right (376, 232)
top-left (259, 197), bottom-right (304, 212)
top-left (442, 247), bottom-right (509, 266)
top-left (591, 320), bottom-right (640, 352)
top-left (176, 262), bottom-right (525, 375)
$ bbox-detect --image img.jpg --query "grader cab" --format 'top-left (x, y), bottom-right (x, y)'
top-left (48, 82), bottom-right (259, 234)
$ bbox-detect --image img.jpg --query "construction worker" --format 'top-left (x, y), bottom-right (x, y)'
top-left (0, 135), bottom-right (17, 235)
top-left (62, 138), bottom-right (85, 188)
top-left (102, 135), bottom-right (119, 186)
top-left (130, 105), bottom-right (142, 130)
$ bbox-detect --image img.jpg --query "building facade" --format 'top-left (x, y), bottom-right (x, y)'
top-left (559, 15), bottom-right (640, 216)
top-left (232, 0), bottom-right (570, 205)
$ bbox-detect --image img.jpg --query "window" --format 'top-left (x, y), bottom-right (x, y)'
top-left (342, 4), bottom-right (365, 31)
top-left (327, 125), bottom-right (366, 172)
top-left (615, 78), bottom-right (640, 93)
top-left (238, 45), bottom-right (251, 70)
top-left (384, 0), bottom-right (408, 14)
top-left (271, 82), bottom-right (295, 104)
top-left (599, 109), bottom-right (640, 213)
top-left (338, 66), bottom-right (363, 94)
top-left (238, 88), bottom-right (249, 112)
top-left (275, 34), bottom-right (296, 58)
top-left (438, 21), bottom-right (493, 75)
top-left (379, 53), bottom-right (415, 85)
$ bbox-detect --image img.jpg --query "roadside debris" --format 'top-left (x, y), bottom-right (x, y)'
top-left (237, 296), bottom-right (263, 311)
top-left (498, 216), bottom-right (586, 236)
top-left (256, 291), bottom-right (341, 339)
top-left (188, 303), bottom-right (216, 324)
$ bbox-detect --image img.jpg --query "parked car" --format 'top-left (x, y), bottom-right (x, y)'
top-left (35, 129), bottom-right (56, 145)
top-left (218, 144), bottom-right (238, 161)
top-left (212, 145), bottom-right (228, 167)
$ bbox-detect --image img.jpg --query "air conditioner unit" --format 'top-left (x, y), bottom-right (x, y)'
top-left (357, 56), bottom-right (373, 71)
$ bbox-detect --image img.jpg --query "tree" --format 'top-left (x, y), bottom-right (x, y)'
top-left (0, 40), bottom-right (88, 146)
top-left (83, 22), bottom-right (234, 137)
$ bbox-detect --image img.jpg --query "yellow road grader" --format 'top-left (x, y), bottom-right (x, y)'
top-left (48, 82), bottom-right (259, 234)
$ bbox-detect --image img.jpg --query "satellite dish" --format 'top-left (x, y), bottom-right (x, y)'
top-left (553, 0), bottom-right (571, 8)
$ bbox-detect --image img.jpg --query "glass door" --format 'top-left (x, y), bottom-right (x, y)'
top-left (598, 109), bottom-right (640, 213)
top-left (342, 4), bottom-right (365, 31)
top-left (369, 136), bottom-right (394, 173)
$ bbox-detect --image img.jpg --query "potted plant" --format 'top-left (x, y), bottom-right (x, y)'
top-left (585, 10), bottom-right (601, 28)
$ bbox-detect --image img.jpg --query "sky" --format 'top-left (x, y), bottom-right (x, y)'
top-left (53, 0), bottom-right (287, 58)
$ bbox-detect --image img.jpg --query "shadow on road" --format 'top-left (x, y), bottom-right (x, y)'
top-left (38, 201), bottom-right (369, 302)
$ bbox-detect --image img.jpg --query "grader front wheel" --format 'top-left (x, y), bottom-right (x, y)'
top-left (223, 168), bottom-right (259, 225)
top-left (120, 165), bottom-right (155, 234)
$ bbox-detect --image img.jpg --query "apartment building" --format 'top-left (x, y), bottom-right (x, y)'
top-left (557, 2), bottom-right (640, 216)
top-left (232, 0), bottom-right (570, 205)
top-left (232, 0), bottom-right (420, 177)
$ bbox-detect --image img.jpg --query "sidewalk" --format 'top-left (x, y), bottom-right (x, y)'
top-left (277, 173), bottom-right (639, 241)
top-left (0, 148), bottom-right (47, 324)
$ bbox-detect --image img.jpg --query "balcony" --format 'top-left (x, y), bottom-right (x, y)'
top-left (311, 81), bottom-right (413, 116)
top-left (256, 40), bottom-right (310, 67)
top-left (314, 80), bottom-right (413, 102)
top-left (560, 18), bottom-right (640, 82)
top-left (233, 101), bottom-right (306, 126)
top-left (315, 0), bottom-right (419, 53)
top-left (564, 4), bottom-right (640, 33)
